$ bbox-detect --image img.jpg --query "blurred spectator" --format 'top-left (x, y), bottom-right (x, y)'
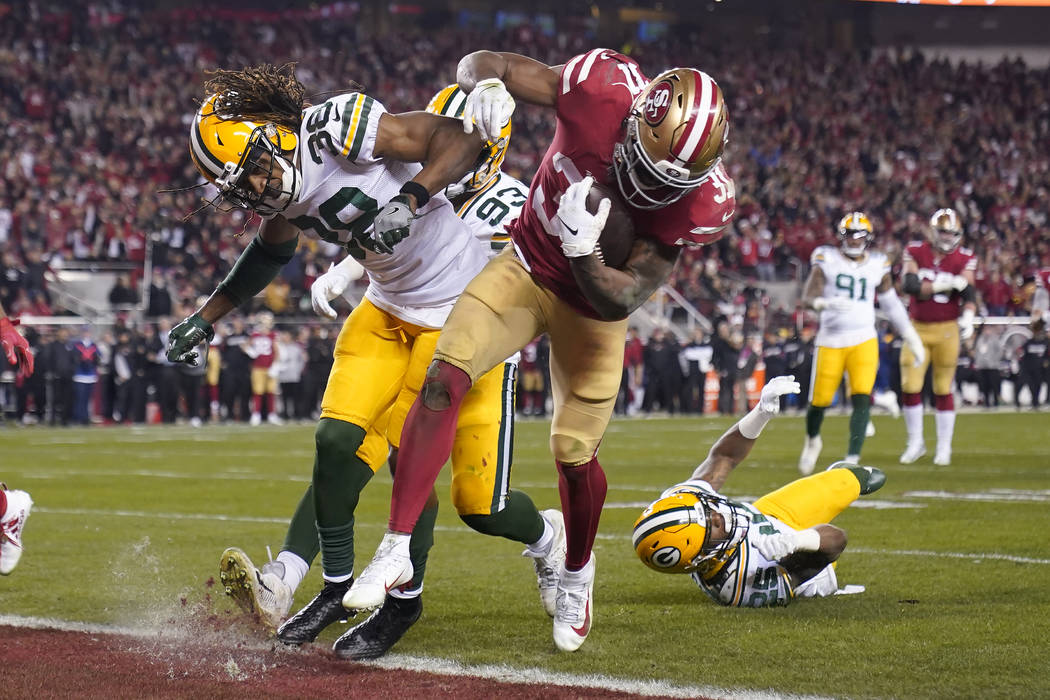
top-left (517, 337), bottom-right (546, 418)
top-left (1019, 320), bottom-right (1048, 408)
top-left (274, 329), bottom-right (305, 421)
top-left (618, 326), bottom-right (645, 415)
top-left (712, 321), bottom-right (741, 415)
top-left (43, 327), bottom-right (74, 425)
top-left (642, 326), bottom-right (682, 414)
top-left (71, 326), bottom-right (100, 424)
top-left (679, 327), bottom-right (713, 414)
top-left (108, 275), bottom-right (139, 307)
top-left (299, 326), bottom-right (334, 420)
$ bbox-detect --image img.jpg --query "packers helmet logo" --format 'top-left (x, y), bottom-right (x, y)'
top-left (651, 546), bottom-right (682, 569)
top-left (643, 80), bottom-right (674, 126)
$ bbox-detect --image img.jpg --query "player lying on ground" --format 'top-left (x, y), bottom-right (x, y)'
top-left (167, 66), bottom-right (560, 660)
top-left (634, 376), bottom-right (885, 606)
top-left (347, 47), bottom-right (737, 653)
top-left (0, 483), bottom-right (33, 576)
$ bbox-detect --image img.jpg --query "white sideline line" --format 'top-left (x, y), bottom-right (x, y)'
top-left (0, 614), bottom-right (830, 700)
top-left (904, 490), bottom-right (1050, 504)
top-left (32, 507), bottom-right (1050, 564)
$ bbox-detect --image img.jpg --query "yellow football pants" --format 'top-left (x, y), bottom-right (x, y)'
top-left (900, 320), bottom-right (959, 395)
top-left (809, 337), bottom-right (878, 407)
top-left (752, 468), bottom-right (862, 530)
top-left (433, 247), bottom-right (627, 465)
top-left (325, 299), bottom-right (515, 517)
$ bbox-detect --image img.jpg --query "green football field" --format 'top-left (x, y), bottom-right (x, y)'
top-left (2, 410), bottom-right (1049, 699)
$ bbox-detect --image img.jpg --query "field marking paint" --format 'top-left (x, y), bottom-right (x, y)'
top-left (33, 508), bottom-right (1050, 565)
top-left (905, 490), bottom-right (1050, 504)
top-left (23, 469), bottom-right (312, 483)
top-left (0, 614), bottom-right (831, 700)
top-left (604, 500), bottom-right (925, 511)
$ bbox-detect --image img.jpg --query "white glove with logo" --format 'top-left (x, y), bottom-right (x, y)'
top-left (758, 375), bottom-right (801, 414)
top-left (901, 326), bottom-right (926, 368)
top-left (311, 258), bottom-right (365, 320)
top-left (462, 78), bottom-right (516, 142)
top-left (812, 297), bottom-right (853, 313)
top-left (552, 176), bottom-right (610, 258)
top-left (959, 308), bottom-right (976, 341)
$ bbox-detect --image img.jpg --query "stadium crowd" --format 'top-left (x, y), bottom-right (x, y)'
top-left (1, 2), bottom-right (1048, 423)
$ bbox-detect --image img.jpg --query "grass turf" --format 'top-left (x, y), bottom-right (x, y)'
top-left (2, 410), bottom-right (1049, 698)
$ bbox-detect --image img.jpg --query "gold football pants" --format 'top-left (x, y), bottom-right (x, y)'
top-left (752, 468), bottom-right (861, 530)
top-left (900, 320), bottom-right (959, 395)
top-left (809, 338), bottom-right (878, 407)
top-left (324, 298), bottom-right (516, 516)
top-left (432, 247), bottom-right (627, 466)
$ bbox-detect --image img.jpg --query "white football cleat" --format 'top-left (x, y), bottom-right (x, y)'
top-left (873, 390), bottom-right (901, 418)
top-left (219, 547), bottom-right (293, 630)
top-left (267, 413), bottom-right (284, 426)
top-left (250, 412), bottom-right (262, 426)
top-left (798, 435), bottom-right (823, 476)
top-left (900, 442), bottom-right (927, 464)
top-left (0, 487), bottom-right (33, 575)
top-left (933, 447), bottom-right (951, 466)
top-left (553, 554), bottom-right (595, 652)
top-left (842, 454), bottom-right (859, 465)
top-left (343, 533), bottom-right (413, 612)
top-left (865, 421), bottom-right (876, 437)
top-left (522, 509), bottom-right (566, 617)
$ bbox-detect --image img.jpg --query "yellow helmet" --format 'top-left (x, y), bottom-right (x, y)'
top-left (189, 93), bottom-right (301, 215)
top-left (614, 68), bottom-right (729, 210)
top-left (632, 486), bottom-right (750, 574)
top-left (426, 84), bottom-right (510, 198)
top-left (928, 207), bottom-right (963, 253)
top-left (836, 211), bottom-right (874, 258)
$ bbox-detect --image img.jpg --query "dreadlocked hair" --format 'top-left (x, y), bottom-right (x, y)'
top-left (203, 63), bottom-right (306, 132)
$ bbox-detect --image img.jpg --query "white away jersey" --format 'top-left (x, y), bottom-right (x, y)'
top-left (811, 246), bottom-right (890, 348)
top-left (454, 171), bottom-right (529, 257)
top-left (662, 480), bottom-right (797, 608)
top-left (282, 92), bottom-right (489, 328)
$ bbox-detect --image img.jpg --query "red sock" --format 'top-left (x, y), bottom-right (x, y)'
top-left (902, 392), bottom-right (922, 407)
top-left (389, 362), bottom-right (472, 533)
top-left (252, 395), bottom-right (261, 413)
top-left (209, 385), bottom-right (219, 403)
top-left (934, 394), bottom-right (954, 411)
top-left (557, 456), bottom-right (608, 571)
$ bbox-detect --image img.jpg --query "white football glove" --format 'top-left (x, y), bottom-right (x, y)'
top-left (753, 528), bottom-right (820, 562)
top-left (311, 258), bottom-right (365, 320)
top-left (951, 274), bottom-right (970, 292)
top-left (462, 78), bottom-right (515, 143)
top-left (759, 375), bottom-right (801, 414)
top-left (900, 326), bottom-right (926, 368)
top-left (812, 297), bottom-right (853, 313)
top-left (959, 308), bottom-right (976, 341)
top-left (552, 176), bottom-right (611, 258)
top-left (930, 272), bottom-right (958, 294)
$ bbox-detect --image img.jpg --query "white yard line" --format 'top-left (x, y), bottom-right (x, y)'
top-left (0, 614), bottom-right (830, 700)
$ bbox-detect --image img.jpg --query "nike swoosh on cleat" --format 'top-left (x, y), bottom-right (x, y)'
top-left (571, 601), bottom-right (591, 636)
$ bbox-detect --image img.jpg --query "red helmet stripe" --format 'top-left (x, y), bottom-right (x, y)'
top-left (671, 70), bottom-right (717, 165)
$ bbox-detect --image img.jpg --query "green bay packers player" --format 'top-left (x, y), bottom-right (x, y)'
top-left (798, 212), bottom-right (925, 474)
top-left (634, 376), bottom-right (885, 607)
top-left (167, 66), bottom-right (560, 660)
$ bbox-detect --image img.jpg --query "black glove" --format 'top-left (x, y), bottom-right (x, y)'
top-left (370, 194), bottom-right (415, 254)
top-left (167, 314), bottom-right (214, 366)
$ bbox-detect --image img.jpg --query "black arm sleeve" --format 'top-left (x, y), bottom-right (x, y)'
top-left (902, 273), bottom-right (921, 295)
top-left (961, 283), bottom-right (977, 304)
top-left (215, 233), bottom-right (299, 307)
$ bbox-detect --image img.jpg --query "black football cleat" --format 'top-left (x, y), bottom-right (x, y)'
top-left (333, 593), bottom-right (422, 661)
top-left (276, 578), bottom-right (355, 645)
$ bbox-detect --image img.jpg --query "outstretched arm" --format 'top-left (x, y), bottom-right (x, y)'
top-left (688, 376), bottom-right (801, 491)
top-left (457, 51), bottom-right (561, 107)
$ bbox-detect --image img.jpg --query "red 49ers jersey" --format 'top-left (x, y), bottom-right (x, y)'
top-left (508, 48), bottom-right (736, 319)
top-left (249, 331), bottom-right (276, 369)
top-left (903, 240), bottom-right (977, 322)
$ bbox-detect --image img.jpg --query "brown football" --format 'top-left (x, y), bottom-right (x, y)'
top-left (586, 181), bottom-right (636, 269)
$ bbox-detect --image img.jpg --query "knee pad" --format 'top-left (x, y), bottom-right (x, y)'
top-left (550, 432), bottom-right (595, 466)
top-left (420, 360), bottom-right (471, 411)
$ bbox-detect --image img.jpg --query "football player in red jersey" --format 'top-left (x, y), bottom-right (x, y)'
top-left (246, 311), bottom-right (280, 426)
top-left (347, 48), bottom-right (736, 652)
top-left (898, 208), bottom-right (978, 466)
top-left (0, 301), bottom-right (34, 379)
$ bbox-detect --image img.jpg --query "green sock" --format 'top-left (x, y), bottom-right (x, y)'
top-left (460, 490), bottom-right (545, 545)
top-left (282, 484), bottom-right (320, 565)
top-left (848, 394), bottom-right (871, 456)
top-left (313, 417), bottom-right (374, 578)
top-left (408, 499), bottom-right (439, 589)
top-left (806, 406), bottom-right (826, 438)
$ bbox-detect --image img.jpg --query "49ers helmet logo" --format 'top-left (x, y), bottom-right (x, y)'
top-left (643, 80), bottom-right (674, 126)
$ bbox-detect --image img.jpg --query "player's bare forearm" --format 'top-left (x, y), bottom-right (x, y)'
top-left (374, 112), bottom-right (484, 202)
top-left (689, 425), bottom-right (757, 491)
top-left (457, 51), bottom-right (560, 107)
top-left (801, 267), bottom-right (824, 308)
top-left (569, 238), bottom-right (678, 321)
